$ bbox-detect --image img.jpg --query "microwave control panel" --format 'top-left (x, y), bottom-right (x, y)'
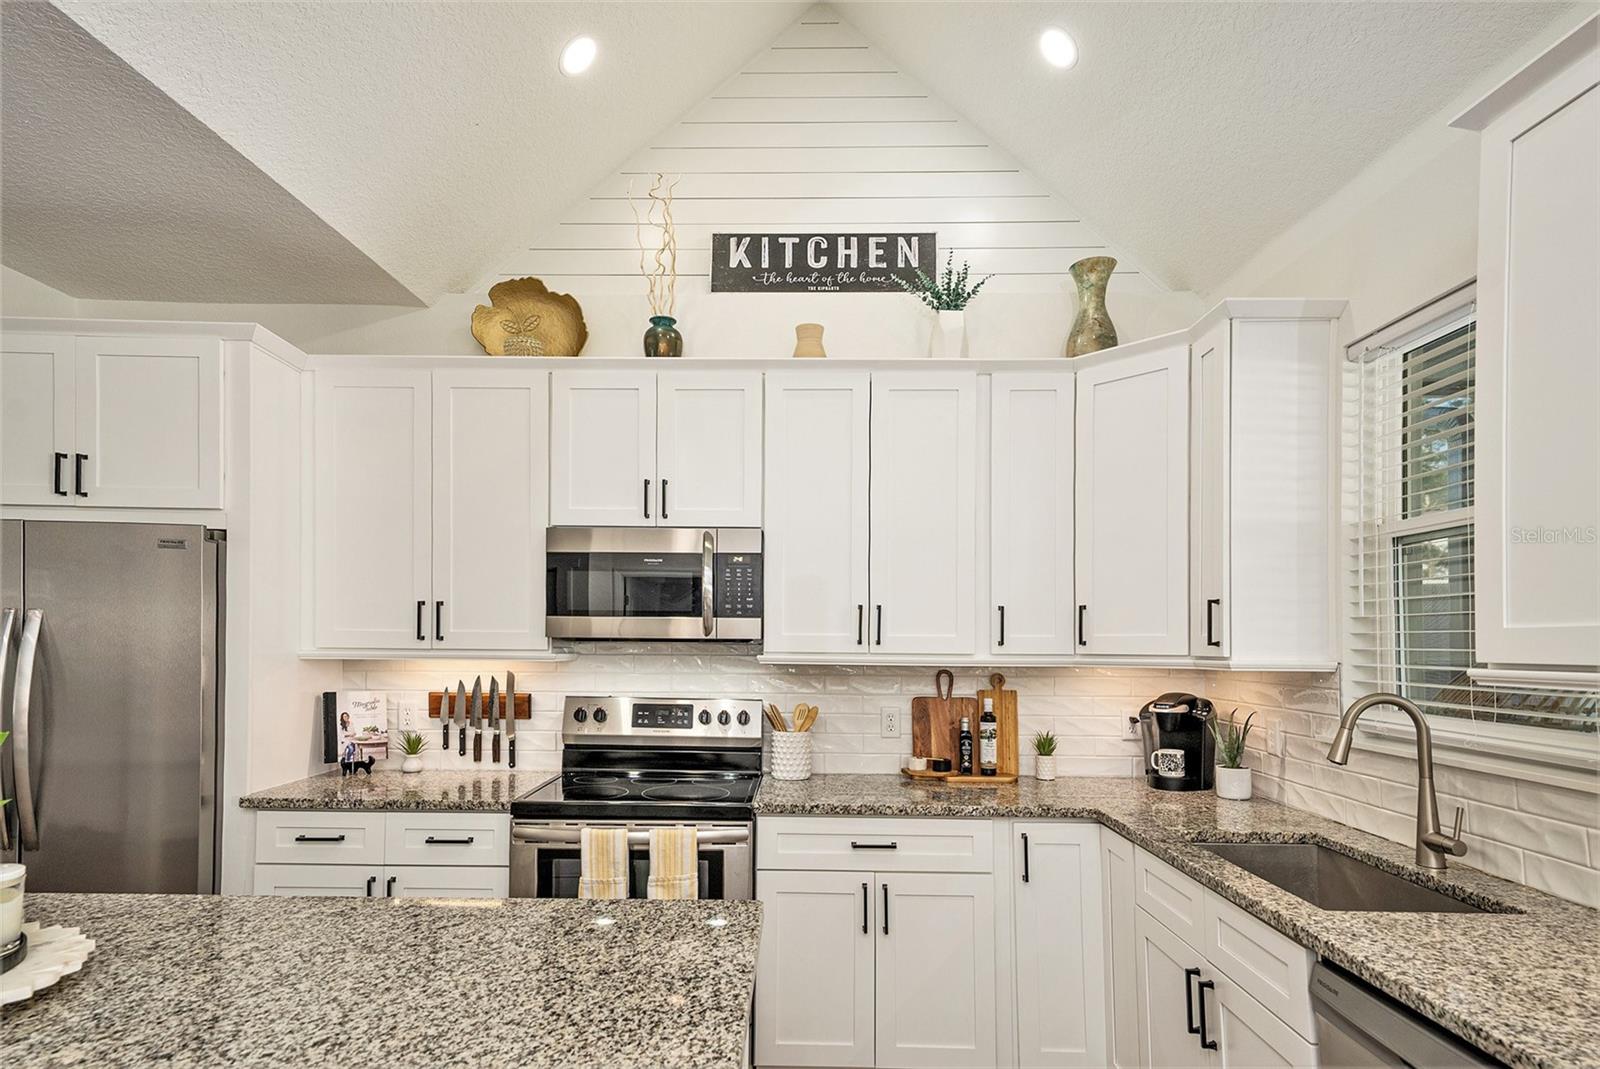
top-left (715, 554), bottom-right (763, 618)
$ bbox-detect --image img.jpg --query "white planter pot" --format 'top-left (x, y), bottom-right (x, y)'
top-left (1215, 766), bottom-right (1252, 800)
top-left (0, 863), bottom-right (25, 955)
top-left (400, 756), bottom-right (423, 774)
top-left (1034, 755), bottom-right (1057, 781)
top-left (932, 310), bottom-right (967, 359)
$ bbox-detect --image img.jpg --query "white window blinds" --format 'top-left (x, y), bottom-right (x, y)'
top-left (1344, 295), bottom-right (1597, 736)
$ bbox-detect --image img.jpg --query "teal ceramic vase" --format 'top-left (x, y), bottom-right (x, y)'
top-left (644, 315), bottom-right (683, 358)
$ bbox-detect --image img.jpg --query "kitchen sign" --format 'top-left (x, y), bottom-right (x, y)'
top-left (711, 232), bottom-right (937, 293)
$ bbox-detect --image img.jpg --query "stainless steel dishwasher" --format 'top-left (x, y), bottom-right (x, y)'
top-left (1311, 962), bottom-right (1505, 1068)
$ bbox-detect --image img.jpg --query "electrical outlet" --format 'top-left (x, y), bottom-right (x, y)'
top-left (1123, 716), bottom-right (1141, 740)
top-left (881, 705), bottom-right (901, 738)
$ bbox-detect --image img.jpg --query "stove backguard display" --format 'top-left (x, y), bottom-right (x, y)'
top-left (632, 702), bottom-right (695, 730)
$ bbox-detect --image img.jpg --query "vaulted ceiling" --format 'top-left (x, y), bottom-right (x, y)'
top-left (1, 1), bottom-right (1579, 306)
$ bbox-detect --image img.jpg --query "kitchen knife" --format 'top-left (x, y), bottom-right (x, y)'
top-left (505, 670), bottom-right (517, 769)
top-left (457, 680), bottom-right (468, 757)
top-left (470, 676), bottom-right (484, 762)
top-left (442, 685), bottom-right (452, 751)
top-left (488, 675), bottom-right (501, 764)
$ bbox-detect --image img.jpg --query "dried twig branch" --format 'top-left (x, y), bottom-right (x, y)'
top-left (628, 173), bottom-right (680, 317)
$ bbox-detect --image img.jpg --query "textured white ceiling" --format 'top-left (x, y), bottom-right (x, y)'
top-left (835, 1), bottom-right (1579, 292)
top-left (0, 1), bottom-right (420, 305)
top-left (53, 0), bottom-right (808, 303)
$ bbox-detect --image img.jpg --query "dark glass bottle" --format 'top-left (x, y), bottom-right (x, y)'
top-left (958, 716), bottom-right (974, 775)
top-left (979, 697), bottom-right (998, 776)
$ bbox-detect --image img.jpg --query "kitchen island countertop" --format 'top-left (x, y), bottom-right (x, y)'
top-left (4, 893), bottom-right (761, 1069)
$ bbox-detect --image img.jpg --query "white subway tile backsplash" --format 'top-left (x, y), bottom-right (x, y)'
top-left (1523, 853), bottom-right (1600, 909)
top-left (1515, 782), bottom-right (1600, 828)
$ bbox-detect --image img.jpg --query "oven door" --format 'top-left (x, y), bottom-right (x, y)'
top-left (547, 528), bottom-right (715, 639)
top-left (509, 822), bottom-right (753, 900)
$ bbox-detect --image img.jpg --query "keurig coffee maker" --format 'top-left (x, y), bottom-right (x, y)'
top-left (1138, 692), bottom-right (1216, 791)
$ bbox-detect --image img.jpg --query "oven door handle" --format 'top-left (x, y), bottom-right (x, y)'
top-left (702, 529), bottom-right (715, 638)
top-left (512, 825), bottom-right (751, 847)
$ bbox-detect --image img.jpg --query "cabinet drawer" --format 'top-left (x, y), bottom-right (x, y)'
top-left (255, 811), bottom-right (386, 865)
top-left (254, 863), bottom-right (382, 897)
top-left (1203, 889), bottom-right (1315, 1040)
top-left (384, 812), bottom-right (511, 868)
top-left (1133, 847), bottom-right (1206, 947)
top-left (757, 816), bottom-right (993, 873)
top-left (387, 864), bottom-right (509, 899)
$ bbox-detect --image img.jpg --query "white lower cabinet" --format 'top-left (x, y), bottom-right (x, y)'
top-left (1135, 905), bottom-right (1209, 1068)
top-left (254, 863), bottom-right (384, 898)
top-left (1101, 829), bottom-right (1140, 1069)
top-left (385, 864), bottom-right (509, 899)
top-left (253, 811), bottom-right (509, 899)
top-left (1013, 824), bottom-right (1105, 1068)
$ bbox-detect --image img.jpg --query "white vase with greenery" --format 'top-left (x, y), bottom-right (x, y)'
top-left (1210, 709), bottom-right (1255, 800)
top-left (398, 730), bottom-right (425, 774)
top-left (1032, 730), bottom-right (1058, 781)
top-left (895, 253), bottom-right (992, 359)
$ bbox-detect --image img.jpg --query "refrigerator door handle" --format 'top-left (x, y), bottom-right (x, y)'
top-left (12, 608), bottom-right (42, 850)
top-left (0, 607), bottom-right (13, 853)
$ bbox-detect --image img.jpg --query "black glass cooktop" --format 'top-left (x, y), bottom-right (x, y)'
top-left (511, 769), bottom-right (761, 822)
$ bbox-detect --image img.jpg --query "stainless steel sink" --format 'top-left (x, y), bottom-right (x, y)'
top-left (1198, 842), bottom-right (1490, 913)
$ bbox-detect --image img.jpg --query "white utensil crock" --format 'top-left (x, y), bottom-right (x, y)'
top-left (770, 733), bottom-right (813, 781)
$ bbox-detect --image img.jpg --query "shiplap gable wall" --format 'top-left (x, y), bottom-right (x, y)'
top-left (488, 6), bottom-right (1204, 358)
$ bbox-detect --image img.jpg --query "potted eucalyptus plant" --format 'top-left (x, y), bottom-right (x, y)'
top-left (1210, 709), bottom-right (1256, 800)
top-left (894, 252), bottom-right (993, 358)
top-left (398, 730), bottom-right (425, 774)
top-left (1031, 730), bottom-right (1059, 781)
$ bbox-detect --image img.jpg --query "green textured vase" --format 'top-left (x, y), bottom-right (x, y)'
top-left (1064, 256), bottom-right (1119, 358)
top-left (643, 315), bottom-right (683, 359)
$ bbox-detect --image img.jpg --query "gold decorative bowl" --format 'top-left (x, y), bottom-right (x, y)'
top-left (471, 277), bottom-right (588, 357)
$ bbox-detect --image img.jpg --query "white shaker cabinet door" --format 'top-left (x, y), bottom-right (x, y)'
top-left (869, 372), bottom-right (978, 656)
top-left (1209, 973), bottom-right (1317, 1069)
top-left (1102, 831), bottom-right (1140, 1069)
top-left (754, 869), bottom-right (876, 1068)
top-left (0, 333), bottom-right (74, 505)
top-left (550, 371), bottom-right (657, 526)
top-left (657, 372), bottom-right (762, 527)
top-left (253, 864), bottom-right (384, 898)
top-left (73, 335), bottom-right (224, 508)
top-left (1014, 823), bottom-right (1107, 1068)
top-left (312, 369), bottom-right (433, 650)
top-left (1190, 320), bottom-right (1231, 657)
top-left (763, 372), bottom-right (871, 654)
top-left (875, 871), bottom-right (997, 1069)
top-left (432, 370), bottom-right (549, 651)
top-left (1075, 342), bottom-right (1189, 655)
top-left (1135, 906), bottom-right (1215, 1069)
top-left (990, 373), bottom-right (1075, 655)
top-left (383, 865), bottom-right (509, 900)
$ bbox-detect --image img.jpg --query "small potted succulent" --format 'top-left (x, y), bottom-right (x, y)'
top-left (398, 730), bottom-right (426, 774)
top-left (1210, 709), bottom-right (1256, 800)
top-left (894, 252), bottom-right (993, 358)
top-left (1032, 731), bottom-right (1059, 781)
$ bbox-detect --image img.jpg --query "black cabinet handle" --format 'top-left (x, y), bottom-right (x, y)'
top-left (1206, 598), bottom-right (1222, 648)
top-left (1197, 979), bottom-right (1217, 1049)
top-left (386, 875), bottom-right (397, 897)
top-left (874, 605), bottom-right (883, 646)
top-left (73, 453), bottom-right (88, 497)
top-left (294, 834), bottom-right (346, 843)
top-left (850, 841), bottom-right (898, 850)
top-left (643, 478), bottom-right (651, 519)
top-left (365, 875), bottom-right (376, 897)
top-left (416, 600), bottom-right (426, 642)
top-left (424, 836), bottom-right (475, 845)
top-left (435, 600), bottom-right (445, 643)
top-left (882, 883), bottom-right (889, 935)
top-left (1021, 832), bottom-right (1030, 883)
top-left (861, 882), bottom-right (869, 934)
top-left (856, 604), bottom-right (864, 646)
top-left (661, 479), bottom-right (669, 520)
top-left (52, 452), bottom-right (68, 496)
top-left (1077, 604), bottom-right (1088, 647)
top-left (998, 605), bottom-right (1006, 647)
top-left (1184, 967), bottom-right (1202, 1035)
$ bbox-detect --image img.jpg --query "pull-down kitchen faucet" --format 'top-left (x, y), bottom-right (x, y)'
top-left (1327, 692), bottom-right (1468, 870)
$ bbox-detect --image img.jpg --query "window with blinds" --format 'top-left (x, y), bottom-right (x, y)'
top-left (1344, 294), bottom-right (1597, 737)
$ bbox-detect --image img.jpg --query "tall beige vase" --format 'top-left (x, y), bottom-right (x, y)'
top-left (1064, 256), bottom-right (1119, 357)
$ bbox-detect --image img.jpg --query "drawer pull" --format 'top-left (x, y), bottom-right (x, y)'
top-left (850, 841), bottom-right (898, 850)
top-left (365, 875), bottom-right (376, 897)
top-left (1197, 979), bottom-right (1218, 1050)
top-left (294, 834), bottom-right (347, 843)
top-left (424, 836), bottom-right (476, 845)
top-left (861, 882), bottom-right (869, 934)
top-left (1184, 967), bottom-right (1202, 1035)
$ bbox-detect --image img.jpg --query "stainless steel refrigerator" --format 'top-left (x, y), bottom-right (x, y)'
top-left (1, 520), bottom-right (222, 893)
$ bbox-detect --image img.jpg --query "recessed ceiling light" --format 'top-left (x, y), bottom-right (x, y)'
top-left (1039, 27), bottom-right (1078, 70)
top-left (561, 36), bottom-right (598, 76)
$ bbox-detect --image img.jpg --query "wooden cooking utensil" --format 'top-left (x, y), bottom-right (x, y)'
top-left (764, 703), bottom-right (787, 732)
top-left (976, 672), bottom-right (1020, 778)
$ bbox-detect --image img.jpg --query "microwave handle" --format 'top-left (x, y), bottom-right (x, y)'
top-left (702, 530), bottom-right (715, 638)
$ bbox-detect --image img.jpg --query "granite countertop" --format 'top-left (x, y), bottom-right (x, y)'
top-left (240, 770), bottom-right (541, 812)
top-left (757, 775), bottom-right (1600, 1069)
top-left (4, 893), bottom-right (761, 1069)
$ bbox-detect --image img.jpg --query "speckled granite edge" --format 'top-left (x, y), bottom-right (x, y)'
top-left (756, 775), bottom-right (1600, 1069)
top-left (240, 770), bottom-right (540, 811)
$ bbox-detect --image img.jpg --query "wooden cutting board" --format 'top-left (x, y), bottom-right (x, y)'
top-left (976, 672), bottom-right (1019, 777)
top-left (911, 669), bottom-right (978, 764)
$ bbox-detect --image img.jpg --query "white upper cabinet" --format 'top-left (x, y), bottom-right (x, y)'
top-left (990, 374), bottom-right (1075, 655)
top-left (870, 372), bottom-right (978, 656)
top-left (763, 372), bottom-right (872, 655)
top-left (432, 370), bottom-right (550, 651)
top-left (1013, 823), bottom-right (1107, 1068)
top-left (657, 372), bottom-right (762, 527)
top-left (1075, 341), bottom-right (1189, 655)
top-left (1, 333), bottom-right (74, 505)
top-left (1190, 321), bottom-right (1230, 657)
top-left (1459, 22), bottom-right (1599, 667)
top-left (313, 369), bottom-right (433, 650)
top-left (550, 371), bottom-right (656, 526)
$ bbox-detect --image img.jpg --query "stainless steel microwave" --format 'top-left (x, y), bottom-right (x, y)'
top-left (545, 527), bottom-right (762, 640)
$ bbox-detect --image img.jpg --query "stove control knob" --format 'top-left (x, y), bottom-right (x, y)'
top-left (736, 709), bottom-right (751, 726)
top-left (698, 709), bottom-right (712, 725)
top-left (592, 707), bottom-right (608, 724)
top-left (717, 710), bottom-right (732, 726)
top-left (572, 707), bottom-right (588, 723)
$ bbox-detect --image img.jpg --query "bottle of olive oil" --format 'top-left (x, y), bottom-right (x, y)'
top-left (958, 716), bottom-right (974, 775)
top-left (979, 697), bottom-right (999, 776)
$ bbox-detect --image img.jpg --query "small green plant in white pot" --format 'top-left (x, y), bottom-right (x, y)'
top-left (398, 730), bottom-right (425, 774)
top-left (1210, 709), bottom-right (1256, 800)
top-left (894, 252), bottom-right (993, 359)
top-left (1032, 731), bottom-right (1059, 781)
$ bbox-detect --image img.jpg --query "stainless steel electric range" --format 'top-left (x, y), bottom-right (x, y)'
top-left (509, 695), bottom-right (763, 900)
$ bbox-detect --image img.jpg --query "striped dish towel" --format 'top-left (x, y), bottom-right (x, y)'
top-left (647, 826), bottom-right (700, 900)
top-left (578, 826), bottom-right (629, 900)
